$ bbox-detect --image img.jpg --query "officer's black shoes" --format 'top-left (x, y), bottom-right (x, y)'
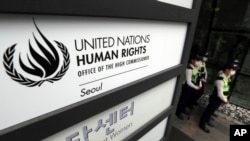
top-left (176, 113), bottom-right (185, 120)
top-left (199, 124), bottom-right (210, 133)
top-left (207, 121), bottom-right (215, 127)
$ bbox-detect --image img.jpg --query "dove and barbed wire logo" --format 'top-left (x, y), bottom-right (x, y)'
top-left (3, 19), bottom-right (70, 87)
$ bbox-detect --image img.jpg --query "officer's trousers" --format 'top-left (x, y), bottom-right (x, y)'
top-left (176, 85), bottom-right (195, 115)
top-left (199, 94), bottom-right (222, 127)
top-left (191, 83), bottom-right (205, 105)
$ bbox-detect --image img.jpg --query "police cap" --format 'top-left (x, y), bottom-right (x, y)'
top-left (223, 63), bottom-right (238, 70)
top-left (190, 55), bottom-right (201, 61)
top-left (199, 51), bottom-right (209, 57)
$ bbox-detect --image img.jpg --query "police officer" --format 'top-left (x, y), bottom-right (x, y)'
top-left (191, 52), bottom-right (209, 106)
top-left (227, 59), bottom-right (239, 99)
top-left (176, 55), bottom-right (202, 120)
top-left (199, 63), bottom-right (237, 133)
top-left (217, 59), bottom-right (239, 100)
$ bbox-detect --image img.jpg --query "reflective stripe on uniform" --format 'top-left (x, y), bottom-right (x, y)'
top-left (183, 65), bottom-right (199, 84)
top-left (223, 78), bottom-right (230, 93)
top-left (191, 68), bottom-right (199, 84)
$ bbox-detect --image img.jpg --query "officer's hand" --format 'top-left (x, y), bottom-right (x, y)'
top-left (224, 100), bottom-right (230, 105)
top-left (196, 86), bottom-right (202, 90)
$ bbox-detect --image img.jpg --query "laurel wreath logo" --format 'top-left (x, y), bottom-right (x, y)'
top-left (3, 41), bottom-right (70, 87)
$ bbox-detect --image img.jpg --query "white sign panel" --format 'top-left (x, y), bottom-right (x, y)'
top-left (0, 14), bottom-right (187, 130)
top-left (43, 78), bottom-right (176, 141)
top-left (157, 0), bottom-right (193, 9)
top-left (138, 118), bottom-right (168, 141)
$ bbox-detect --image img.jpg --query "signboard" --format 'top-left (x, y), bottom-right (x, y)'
top-left (157, 0), bottom-right (193, 9)
top-left (138, 118), bottom-right (168, 141)
top-left (0, 14), bottom-right (187, 130)
top-left (43, 78), bottom-right (176, 141)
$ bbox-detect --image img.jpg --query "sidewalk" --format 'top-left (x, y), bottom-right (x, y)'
top-left (170, 100), bottom-right (243, 141)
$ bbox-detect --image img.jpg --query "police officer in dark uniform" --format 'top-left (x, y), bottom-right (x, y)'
top-left (176, 55), bottom-right (202, 120)
top-left (199, 63), bottom-right (237, 133)
top-left (217, 59), bottom-right (239, 101)
top-left (191, 52), bottom-right (209, 106)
